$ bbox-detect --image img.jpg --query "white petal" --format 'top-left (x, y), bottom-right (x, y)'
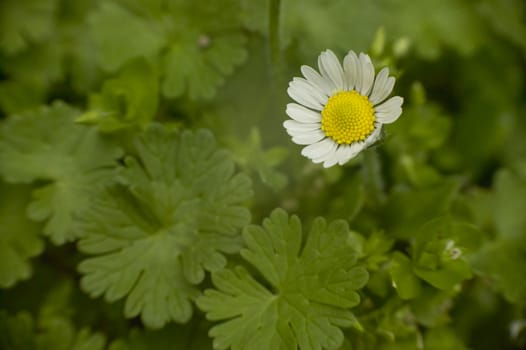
top-left (291, 130), bottom-right (325, 145)
top-left (283, 120), bottom-right (320, 132)
top-left (285, 127), bottom-right (306, 137)
top-left (288, 78), bottom-right (328, 109)
top-left (285, 124), bottom-right (315, 136)
top-left (287, 85), bottom-right (323, 111)
top-left (286, 103), bottom-right (321, 123)
top-left (335, 145), bottom-right (352, 166)
top-left (375, 96), bottom-right (404, 124)
top-left (364, 125), bottom-right (382, 147)
top-left (318, 50), bottom-right (345, 92)
top-left (343, 50), bottom-right (359, 91)
top-left (301, 65), bottom-right (333, 96)
top-left (376, 108), bottom-right (402, 124)
top-left (323, 145), bottom-right (347, 168)
top-left (337, 143), bottom-right (365, 165)
top-left (285, 124), bottom-right (317, 138)
top-left (359, 53), bottom-right (375, 96)
top-left (301, 138), bottom-right (334, 159)
top-left (348, 51), bottom-right (363, 92)
top-left (313, 141), bottom-right (338, 164)
top-left (292, 78), bottom-right (328, 102)
top-left (369, 68), bottom-right (395, 104)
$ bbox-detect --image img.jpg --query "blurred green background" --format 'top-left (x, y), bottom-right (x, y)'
top-left (1, 0), bottom-right (526, 349)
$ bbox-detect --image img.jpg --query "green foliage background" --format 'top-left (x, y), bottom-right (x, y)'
top-left (1, 0), bottom-right (526, 349)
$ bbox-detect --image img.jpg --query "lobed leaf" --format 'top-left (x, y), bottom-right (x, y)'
top-left (79, 58), bottom-right (159, 132)
top-left (0, 183), bottom-right (44, 288)
top-left (87, 0), bottom-right (247, 99)
top-left (0, 0), bottom-right (59, 54)
top-left (88, 2), bottom-right (165, 72)
top-left (108, 321), bottom-right (213, 350)
top-left (0, 102), bottom-right (123, 244)
top-left (78, 125), bottom-right (252, 328)
top-left (411, 217), bottom-right (483, 290)
top-left (198, 209), bottom-right (368, 350)
top-left (0, 310), bottom-right (106, 350)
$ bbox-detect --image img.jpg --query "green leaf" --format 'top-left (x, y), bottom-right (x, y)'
top-left (37, 281), bottom-right (107, 350)
top-left (282, 0), bottom-right (385, 54)
top-left (472, 239), bottom-right (526, 304)
top-left (160, 0), bottom-right (248, 99)
top-left (350, 231), bottom-right (393, 271)
top-left (87, 0), bottom-right (247, 99)
top-left (0, 80), bottom-right (47, 115)
top-left (389, 252), bottom-right (421, 300)
top-left (51, 0), bottom-right (104, 94)
top-left (411, 217), bottom-right (483, 290)
top-left (467, 176), bottom-right (525, 303)
top-left (385, 90), bottom-right (451, 187)
top-left (0, 102), bottom-right (123, 244)
top-left (37, 320), bottom-right (106, 350)
top-left (0, 310), bottom-right (36, 349)
top-left (0, 0), bottom-right (58, 55)
top-left (228, 129), bottom-right (288, 191)
top-left (88, 2), bottom-right (166, 71)
top-left (79, 58), bottom-right (159, 132)
top-left (384, 179), bottom-right (459, 239)
top-left (240, 0), bottom-right (268, 34)
top-left (385, 0), bottom-right (485, 59)
top-left (161, 34), bottom-right (247, 99)
top-left (0, 310), bottom-right (106, 350)
top-left (0, 182), bottom-right (43, 288)
top-left (78, 125), bottom-right (252, 329)
top-left (423, 327), bottom-right (469, 350)
top-left (0, 40), bottom-right (64, 88)
top-left (494, 169), bottom-right (526, 240)
top-left (411, 289), bottom-right (457, 328)
top-left (363, 232), bottom-right (394, 270)
top-left (374, 302), bottom-right (419, 344)
top-left (198, 209), bottom-right (368, 350)
top-left (108, 320), bottom-right (212, 350)
top-left (457, 188), bottom-right (494, 231)
top-left (478, 0), bottom-right (526, 51)
top-left (445, 49), bottom-right (519, 175)
top-left (388, 88), bottom-right (452, 153)
top-left (0, 41), bottom-right (64, 114)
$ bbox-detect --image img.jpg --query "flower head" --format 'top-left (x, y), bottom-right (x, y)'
top-left (284, 50), bottom-right (403, 167)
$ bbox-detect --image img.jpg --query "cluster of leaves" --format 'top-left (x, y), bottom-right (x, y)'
top-left (1, 0), bottom-right (526, 349)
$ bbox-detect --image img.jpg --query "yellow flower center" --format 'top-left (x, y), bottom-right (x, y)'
top-left (321, 91), bottom-right (375, 144)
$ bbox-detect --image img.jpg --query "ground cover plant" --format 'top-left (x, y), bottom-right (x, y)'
top-left (1, 0), bottom-right (526, 349)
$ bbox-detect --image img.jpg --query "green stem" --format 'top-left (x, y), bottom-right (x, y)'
top-left (362, 148), bottom-right (386, 207)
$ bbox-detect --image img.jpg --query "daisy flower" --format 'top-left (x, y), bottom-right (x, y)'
top-left (283, 49), bottom-right (403, 168)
